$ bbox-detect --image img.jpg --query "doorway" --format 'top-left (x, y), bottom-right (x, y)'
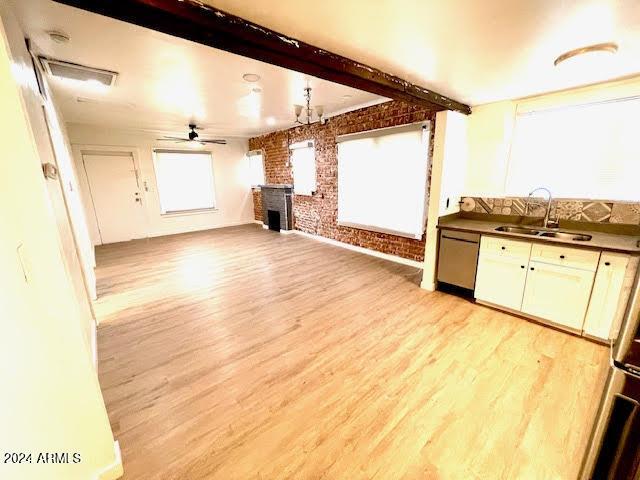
top-left (82, 151), bottom-right (147, 244)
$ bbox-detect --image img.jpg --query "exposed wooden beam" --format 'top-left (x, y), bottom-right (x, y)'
top-left (52, 0), bottom-right (471, 114)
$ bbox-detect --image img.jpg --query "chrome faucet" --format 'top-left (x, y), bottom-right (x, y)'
top-left (525, 187), bottom-right (557, 229)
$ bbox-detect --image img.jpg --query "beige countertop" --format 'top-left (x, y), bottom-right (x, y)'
top-left (439, 217), bottom-right (640, 254)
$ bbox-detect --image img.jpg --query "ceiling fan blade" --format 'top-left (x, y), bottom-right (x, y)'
top-left (158, 136), bottom-right (190, 142)
top-left (200, 139), bottom-right (227, 145)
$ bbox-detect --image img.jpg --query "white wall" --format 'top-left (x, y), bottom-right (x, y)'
top-left (463, 100), bottom-right (516, 197)
top-left (0, 1), bottom-right (97, 349)
top-left (437, 110), bottom-right (468, 216)
top-left (67, 124), bottom-right (255, 243)
top-left (0, 8), bottom-right (120, 480)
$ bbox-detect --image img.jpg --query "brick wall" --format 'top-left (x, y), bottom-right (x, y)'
top-left (250, 100), bottom-right (436, 262)
top-left (252, 189), bottom-right (263, 221)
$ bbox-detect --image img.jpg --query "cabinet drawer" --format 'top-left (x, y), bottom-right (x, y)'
top-left (480, 236), bottom-right (532, 261)
top-left (530, 243), bottom-right (600, 271)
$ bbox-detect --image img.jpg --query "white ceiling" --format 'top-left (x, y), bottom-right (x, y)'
top-left (206, 0), bottom-right (640, 105)
top-left (10, 0), bottom-right (385, 137)
top-left (12, 0), bottom-right (640, 137)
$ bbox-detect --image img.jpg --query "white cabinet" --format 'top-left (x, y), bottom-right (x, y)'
top-left (583, 253), bottom-right (630, 340)
top-left (475, 237), bottom-right (531, 310)
top-left (521, 261), bottom-right (596, 331)
top-left (473, 235), bottom-right (626, 336)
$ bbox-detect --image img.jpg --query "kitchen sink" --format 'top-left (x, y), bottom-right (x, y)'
top-left (494, 226), bottom-right (540, 235)
top-left (495, 226), bottom-right (592, 242)
top-left (539, 231), bottom-right (592, 241)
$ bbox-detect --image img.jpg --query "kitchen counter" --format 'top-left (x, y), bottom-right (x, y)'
top-left (439, 217), bottom-right (640, 254)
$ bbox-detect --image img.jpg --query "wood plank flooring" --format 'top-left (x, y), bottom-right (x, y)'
top-left (94, 225), bottom-right (609, 479)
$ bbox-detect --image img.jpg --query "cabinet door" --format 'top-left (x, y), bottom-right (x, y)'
top-left (521, 261), bottom-right (595, 330)
top-left (475, 254), bottom-right (529, 310)
top-left (583, 253), bottom-right (630, 340)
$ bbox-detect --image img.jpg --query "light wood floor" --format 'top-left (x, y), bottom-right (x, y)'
top-left (94, 225), bottom-right (609, 480)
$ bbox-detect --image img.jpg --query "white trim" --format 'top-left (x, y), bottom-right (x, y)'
top-left (292, 230), bottom-right (423, 269)
top-left (147, 220), bottom-right (255, 238)
top-left (262, 224), bottom-right (269, 230)
top-left (252, 219), bottom-right (264, 225)
top-left (290, 139), bottom-right (314, 150)
top-left (95, 441), bottom-right (123, 480)
top-left (280, 229), bottom-right (293, 235)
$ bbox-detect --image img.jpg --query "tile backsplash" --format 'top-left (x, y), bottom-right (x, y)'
top-left (467, 197), bottom-right (640, 225)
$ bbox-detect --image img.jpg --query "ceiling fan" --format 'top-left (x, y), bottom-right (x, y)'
top-left (158, 124), bottom-right (226, 145)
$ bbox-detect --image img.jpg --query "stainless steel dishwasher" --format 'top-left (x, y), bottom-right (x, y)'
top-left (436, 229), bottom-right (481, 290)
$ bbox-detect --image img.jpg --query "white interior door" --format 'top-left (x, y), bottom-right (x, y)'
top-left (82, 153), bottom-right (146, 244)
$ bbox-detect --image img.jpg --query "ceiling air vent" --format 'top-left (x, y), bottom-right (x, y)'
top-left (39, 57), bottom-right (118, 87)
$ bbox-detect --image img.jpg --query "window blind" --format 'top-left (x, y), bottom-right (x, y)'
top-left (337, 123), bottom-right (430, 239)
top-left (247, 150), bottom-right (265, 186)
top-left (506, 97), bottom-right (640, 201)
top-left (290, 141), bottom-right (316, 195)
top-left (153, 150), bottom-right (216, 213)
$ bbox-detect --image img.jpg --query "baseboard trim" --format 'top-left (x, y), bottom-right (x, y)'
top-left (292, 230), bottom-right (423, 269)
top-left (148, 220), bottom-right (256, 238)
top-left (252, 220), bottom-right (264, 225)
top-left (95, 441), bottom-right (123, 480)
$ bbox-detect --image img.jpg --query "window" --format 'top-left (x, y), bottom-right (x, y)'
top-left (337, 123), bottom-right (430, 239)
top-left (506, 97), bottom-right (640, 201)
top-left (290, 141), bottom-right (316, 195)
top-left (247, 150), bottom-right (265, 186)
top-left (153, 150), bottom-right (216, 214)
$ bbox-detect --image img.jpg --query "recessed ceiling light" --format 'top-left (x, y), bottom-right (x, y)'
top-left (265, 116), bottom-right (276, 126)
top-left (242, 73), bottom-right (261, 83)
top-left (342, 94), bottom-right (352, 101)
top-left (47, 30), bottom-right (70, 44)
top-left (252, 87), bottom-right (262, 93)
top-left (554, 42), bottom-right (618, 67)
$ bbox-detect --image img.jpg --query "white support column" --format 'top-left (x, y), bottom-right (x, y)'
top-left (421, 110), bottom-right (468, 291)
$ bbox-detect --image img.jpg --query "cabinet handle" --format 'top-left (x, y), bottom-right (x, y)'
top-left (521, 265), bottom-right (525, 269)
top-left (604, 261), bottom-right (611, 266)
top-left (501, 246), bottom-right (506, 250)
top-left (560, 255), bottom-right (565, 259)
top-left (530, 267), bottom-right (535, 271)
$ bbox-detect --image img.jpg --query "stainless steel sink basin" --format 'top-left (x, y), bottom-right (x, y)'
top-left (495, 226), bottom-right (540, 235)
top-left (539, 231), bottom-right (592, 241)
top-left (495, 225), bottom-right (592, 242)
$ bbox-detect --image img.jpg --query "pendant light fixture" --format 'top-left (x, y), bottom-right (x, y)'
top-left (294, 87), bottom-right (325, 125)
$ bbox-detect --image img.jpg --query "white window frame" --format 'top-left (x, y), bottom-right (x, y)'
top-left (290, 140), bottom-right (316, 196)
top-left (152, 149), bottom-right (217, 216)
top-left (336, 122), bottom-right (430, 239)
top-left (247, 149), bottom-right (266, 187)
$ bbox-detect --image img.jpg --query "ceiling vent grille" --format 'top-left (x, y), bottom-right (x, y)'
top-left (39, 57), bottom-right (118, 86)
